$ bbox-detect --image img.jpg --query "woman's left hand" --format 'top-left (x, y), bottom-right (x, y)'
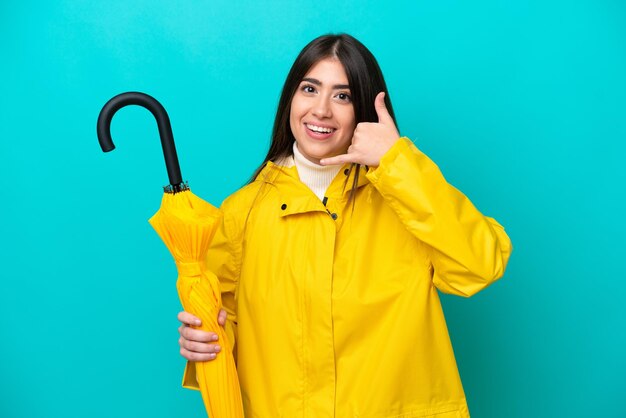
top-left (320, 92), bottom-right (400, 168)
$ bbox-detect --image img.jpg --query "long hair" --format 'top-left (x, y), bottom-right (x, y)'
top-left (249, 33), bottom-right (397, 202)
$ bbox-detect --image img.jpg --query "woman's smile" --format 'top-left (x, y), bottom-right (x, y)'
top-left (304, 122), bottom-right (336, 139)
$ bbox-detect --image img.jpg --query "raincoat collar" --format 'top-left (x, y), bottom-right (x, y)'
top-left (254, 160), bottom-right (370, 218)
top-left (257, 160), bottom-right (370, 199)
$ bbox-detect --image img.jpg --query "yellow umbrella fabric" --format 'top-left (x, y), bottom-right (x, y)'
top-left (148, 188), bottom-right (244, 418)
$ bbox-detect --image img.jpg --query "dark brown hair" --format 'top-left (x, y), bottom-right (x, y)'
top-left (250, 33), bottom-right (397, 201)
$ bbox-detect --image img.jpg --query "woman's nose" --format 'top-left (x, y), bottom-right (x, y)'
top-left (312, 96), bottom-right (332, 118)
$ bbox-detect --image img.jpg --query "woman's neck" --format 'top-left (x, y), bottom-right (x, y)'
top-left (292, 142), bottom-right (341, 201)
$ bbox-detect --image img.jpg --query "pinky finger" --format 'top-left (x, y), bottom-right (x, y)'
top-left (319, 154), bottom-right (354, 166)
top-left (180, 347), bottom-right (216, 362)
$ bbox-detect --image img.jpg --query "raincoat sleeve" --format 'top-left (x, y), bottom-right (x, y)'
top-left (182, 200), bottom-right (242, 390)
top-left (366, 137), bottom-right (512, 297)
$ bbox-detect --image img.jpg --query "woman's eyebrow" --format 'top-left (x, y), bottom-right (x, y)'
top-left (302, 77), bottom-right (350, 90)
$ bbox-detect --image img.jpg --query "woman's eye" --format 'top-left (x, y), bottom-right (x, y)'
top-left (337, 93), bottom-right (352, 102)
top-left (302, 85), bottom-right (316, 94)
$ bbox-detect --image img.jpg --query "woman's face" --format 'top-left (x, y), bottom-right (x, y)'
top-left (289, 58), bottom-right (356, 165)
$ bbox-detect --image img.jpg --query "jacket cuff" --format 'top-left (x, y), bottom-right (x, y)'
top-left (366, 137), bottom-right (413, 184)
top-left (182, 361), bottom-right (200, 391)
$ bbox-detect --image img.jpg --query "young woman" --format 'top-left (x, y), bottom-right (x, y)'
top-left (177, 34), bottom-right (512, 418)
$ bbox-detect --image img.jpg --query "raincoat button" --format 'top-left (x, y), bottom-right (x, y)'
top-left (344, 168), bottom-right (349, 175)
top-left (281, 204), bottom-right (287, 210)
top-left (331, 213), bottom-right (338, 220)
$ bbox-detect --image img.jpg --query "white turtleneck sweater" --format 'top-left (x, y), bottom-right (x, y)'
top-left (292, 142), bottom-right (342, 201)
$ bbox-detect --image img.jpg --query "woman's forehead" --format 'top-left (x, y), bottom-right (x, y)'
top-left (303, 58), bottom-right (349, 86)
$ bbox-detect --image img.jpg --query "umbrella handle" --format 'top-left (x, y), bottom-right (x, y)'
top-left (97, 91), bottom-right (184, 189)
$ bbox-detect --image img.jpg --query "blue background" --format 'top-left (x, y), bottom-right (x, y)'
top-left (1, 1), bottom-right (625, 417)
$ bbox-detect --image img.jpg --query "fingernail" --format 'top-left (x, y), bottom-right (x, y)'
top-left (209, 353), bottom-right (216, 359)
top-left (212, 335), bottom-right (218, 341)
top-left (194, 320), bottom-right (201, 326)
top-left (215, 345), bottom-right (221, 352)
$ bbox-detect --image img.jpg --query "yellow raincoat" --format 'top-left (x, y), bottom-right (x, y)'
top-left (183, 137), bottom-right (512, 418)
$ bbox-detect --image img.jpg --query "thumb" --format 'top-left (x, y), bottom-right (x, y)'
top-left (375, 92), bottom-right (393, 124)
top-left (218, 308), bottom-right (227, 326)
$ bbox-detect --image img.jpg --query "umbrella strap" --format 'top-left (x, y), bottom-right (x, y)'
top-left (176, 261), bottom-right (202, 277)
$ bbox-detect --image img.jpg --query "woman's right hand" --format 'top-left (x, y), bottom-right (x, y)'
top-left (178, 309), bottom-right (227, 361)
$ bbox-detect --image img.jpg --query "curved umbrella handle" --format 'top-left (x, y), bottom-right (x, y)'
top-left (97, 91), bottom-right (184, 189)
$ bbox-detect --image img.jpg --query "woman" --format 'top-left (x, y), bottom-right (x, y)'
top-left (177, 34), bottom-right (512, 417)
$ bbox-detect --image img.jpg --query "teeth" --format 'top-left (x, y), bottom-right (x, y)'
top-left (306, 124), bottom-right (334, 133)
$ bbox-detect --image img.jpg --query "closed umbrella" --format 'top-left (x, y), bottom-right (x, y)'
top-left (97, 92), bottom-right (244, 418)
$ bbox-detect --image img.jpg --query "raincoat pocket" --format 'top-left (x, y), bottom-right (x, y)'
top-left (380, 409), bottom-right (461, 418)
top-left (364, 403), bottom-right (464, 418)
top-left (419, 409), bottom-right (461, 418)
